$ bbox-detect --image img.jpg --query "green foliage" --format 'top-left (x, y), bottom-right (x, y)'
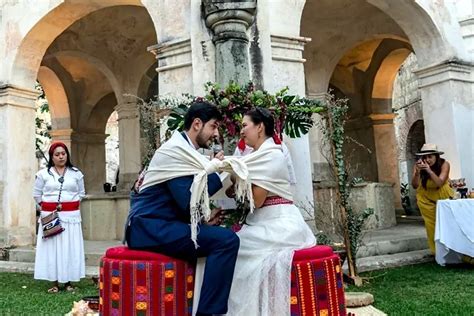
top-left (316, 231), bottom-right (332, 246)
top-left (35, 82), bottom-right (51, 162)
top-left (317, 92), bottom-right (374, 274)
top-left (136, 94), bottom-right (193, 166)
top-left (166, 81), bottom-right (326, 144)
top-left (400, 182), bottom-right (413, 215)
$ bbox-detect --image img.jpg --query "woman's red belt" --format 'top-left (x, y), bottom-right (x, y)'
top-left (41, 201), bottom-right (80, 212)
top-left (262, 196), bottom-right (293, 207)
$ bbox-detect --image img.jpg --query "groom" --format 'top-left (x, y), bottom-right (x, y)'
top-left (125, 101), bottom-right (239, 316)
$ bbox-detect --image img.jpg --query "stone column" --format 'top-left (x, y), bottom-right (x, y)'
top-left (203, 0), bottom-right (257, 86)
top-left (71, 131), bottom-right (107, 194)
top-left (0, 85), bottom-right (39, 247)
top-left (267, 35), bottom-right (316, 227)
top-left (115, 102), bottom-right (141, 192)
top-left (148, 39), bottom-right (194, 95)
top-left (370, 114), bottom-right (402, 208)
top-left (415, 61), bottom-right (474, 187)
top-left (49, 128), bottom-right (73, 153)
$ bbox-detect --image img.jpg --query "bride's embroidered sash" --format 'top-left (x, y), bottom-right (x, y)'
top-left (261, 196), bottom-right (293, 207)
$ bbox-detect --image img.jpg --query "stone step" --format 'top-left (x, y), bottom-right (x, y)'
top-left (0, 260), bottom-right (99, 277)
top-left (346, 249), bottom-right (434, 273)
top-left (6, 240), bottom-right (121, 267)
top-left (357, 223), bottom-right (428, 258)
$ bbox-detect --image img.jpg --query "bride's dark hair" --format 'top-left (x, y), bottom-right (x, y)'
top-left (245, 107), bottom-right (275, 137)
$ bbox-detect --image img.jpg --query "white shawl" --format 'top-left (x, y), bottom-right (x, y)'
top-left (240, 137), bottom-right (293, 201)
top-left (139, 131), bottom-right (252, 247)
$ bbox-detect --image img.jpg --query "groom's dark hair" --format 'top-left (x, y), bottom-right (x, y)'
top-left (184, 100), bottom-right (222, 130)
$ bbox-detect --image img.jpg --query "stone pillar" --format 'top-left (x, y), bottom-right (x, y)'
top-left (115, 102), bottom-right (141, 192)
top-left (0, 85), bottom-right (39, 247)
top-left (203, 0), bottom-right (257, 86)
top-left (267, 35), bottom-right (316, 228)
top-left (49, 128), bottom-right (73, 153)
top-left (71, 131), bottom-right (107, 194)
top-left (370, 114), bottom-right (402, 209)
top-left (415, 61), bottom-right (474, 187)
top-left (148, 39), bottom-right (194, 95)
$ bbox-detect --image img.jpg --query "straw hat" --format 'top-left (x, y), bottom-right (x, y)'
top-left (416, 143), bottom-right (444, 156)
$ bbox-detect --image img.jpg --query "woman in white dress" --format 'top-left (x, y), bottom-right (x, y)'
top-left (33, 142), bottom-right (86, 293)
top-left (226, 108), bottom-right (316, 315)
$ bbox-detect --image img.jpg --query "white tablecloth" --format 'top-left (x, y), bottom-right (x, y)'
top-left (435, 199), bottom-right (474, 265)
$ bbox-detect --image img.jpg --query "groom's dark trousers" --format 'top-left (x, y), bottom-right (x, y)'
top-left (125, 173), bottom-right (239, 315)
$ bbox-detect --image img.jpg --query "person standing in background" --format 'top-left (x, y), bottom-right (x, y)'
top-left (33, 142), bottom-right (86, 293)
top-left (411, 143), bottom-right (453, 254)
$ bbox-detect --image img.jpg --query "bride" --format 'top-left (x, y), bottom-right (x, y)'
top-left (225, 107), bottom-right (316, 315)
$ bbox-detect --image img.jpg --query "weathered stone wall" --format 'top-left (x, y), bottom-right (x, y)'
top-left (392, 53), bottom-right (424, 213)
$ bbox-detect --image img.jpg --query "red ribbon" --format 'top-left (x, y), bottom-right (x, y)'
top-left (238, 138), bottom-right (246, 152)
top-left (272, 134), bottom-right (282, 144)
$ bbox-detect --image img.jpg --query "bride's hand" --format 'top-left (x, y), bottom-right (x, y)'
top-left (206, 208), bottom-right (225, 226)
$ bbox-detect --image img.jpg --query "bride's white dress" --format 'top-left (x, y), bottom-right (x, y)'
top-left (226, 201), bottom-right (316, 315)
top-left (192, 138), bottom-right (316, 315)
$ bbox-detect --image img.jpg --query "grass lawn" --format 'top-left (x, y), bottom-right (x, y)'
top-left (0, 262), bottom-right (472, 315)
top-left (0, 273), bottom-right (98, 315)
top-left (347, 262), bottom-right (474, 315)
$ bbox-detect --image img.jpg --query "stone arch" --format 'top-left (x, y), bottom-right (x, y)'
top-left (37, 66), bottom-right (70, 130)
top-left (50, 50), bottom-right (123, 105)
top-left (137, 63), bottom-right (159, 101)
top-left (9, 0), bottom-right (157, 89)
top-left (367, 0), bottom-right (468, 65)
top-left (301, 0), bottom-right (464, 96)
top-left (406, 120), bottom-right (426, 163)
top-left (371, 48), bottom-right (412, 112)
top-left (86, 93), bottom-right (118, 133)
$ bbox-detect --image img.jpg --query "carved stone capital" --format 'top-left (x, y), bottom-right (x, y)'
top-left (0, 84), bottom-right (40, 110)
top-left (115, 103), bottom-right (139, 121)
top-left (49, 128), bottom-right (73, 139)
top-left (203, 0), bottom-right (257, 44)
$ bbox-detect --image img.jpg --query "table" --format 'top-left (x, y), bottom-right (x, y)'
top-left (435, 199), bottom-right (474, 265)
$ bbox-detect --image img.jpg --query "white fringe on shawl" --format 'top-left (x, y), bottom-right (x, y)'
top-left (139, 131), bottom-right (253, 248)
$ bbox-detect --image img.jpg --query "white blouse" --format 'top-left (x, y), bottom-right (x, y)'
top-left (33, 167), bottom-right (86, 204)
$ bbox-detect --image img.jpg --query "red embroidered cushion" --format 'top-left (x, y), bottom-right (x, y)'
top-left (293, 245), bottom-right (334, 262)
top-left (105, 246), bottom-right (175, 261)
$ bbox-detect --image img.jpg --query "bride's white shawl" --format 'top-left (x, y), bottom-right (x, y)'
top-left (139, 131), bottom-right (252, 248)
top-left (139, 132), bottom-right (293, 248)
top-left (240, 137), bottom-right (293, 201)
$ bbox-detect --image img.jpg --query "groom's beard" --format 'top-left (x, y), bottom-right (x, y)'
top-left (196, 130), bottom-right (212, 149)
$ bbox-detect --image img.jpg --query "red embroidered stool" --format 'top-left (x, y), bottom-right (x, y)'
top-left (291, 245), bottom-right (346, 316)
top-left (99, 246), bottom-right (195, 316)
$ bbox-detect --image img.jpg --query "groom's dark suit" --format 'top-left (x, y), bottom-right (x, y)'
top-left (125, 133), bottom-right (239, 315)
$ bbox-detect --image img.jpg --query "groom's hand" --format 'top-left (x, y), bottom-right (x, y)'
top-left (225, 186), bottom-right (236, 198)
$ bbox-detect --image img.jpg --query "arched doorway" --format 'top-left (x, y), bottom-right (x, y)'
top-left (1, 1), bottom-right (160, 246)
top-left (17, 4), bottom-right (157, 193)
top-left (300, 0), bottom-right (458, 227)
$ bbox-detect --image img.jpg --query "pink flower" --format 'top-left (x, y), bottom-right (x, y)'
top-left (231, 224), bottom-right (242, 232)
